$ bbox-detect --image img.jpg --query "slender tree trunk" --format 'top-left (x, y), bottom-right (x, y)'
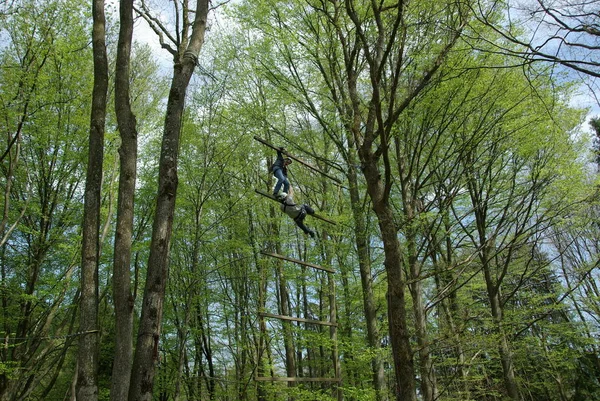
top-left (437, 276), bottom-right (469, 397)
top-left (347, 157), bottom-right (388, 401)
top-left (0, 126), bottom-right (20, 395)
top-left (77, 0), bottom-right (107, 399)
top-left (111, 0), bottom-right (137, 399)
top-left (362, 159), bottom-right (416, 401)
top-left (327, 266), bottom-right (342, 400)
top-left (128, 1), bottom-right (209, 399)
top-left (264, 136), bottom-right (296, 390)
top-left (276, 255), bottom-right (297, 380)
top-left (402, 185), bottom-right (437, 401)
top-left (431, 220), bottom-right (469, 399)
top-left (338, 256), bottom-right (358, 396)
top-left (471, 166), bottom-right (521, 401)
top-left (250, 207), bottom-right (269, 401)
top-left (484, 271), bottom-right (521, 400)
top-left (409, 277), bottom-right (437, 401)
top-left (0, 109), bottom-right (23, 249)
top-left (201, 313), bottom-right (217, 399)
top-left (173, 302), bottom-right (191, 401)
top-left (301, 269), bottom-right (310, 378)
top-left (174, 207), bottom-right (203, 401)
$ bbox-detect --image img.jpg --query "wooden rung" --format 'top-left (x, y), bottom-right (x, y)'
top-left (254, 189), bottom-right (337, 225)
top-left (259, 312), bottom-right (337, 327)
top-left (260, 251), bottom-right (335, 273)
top-left (255, 376), bottom-right (341, 382)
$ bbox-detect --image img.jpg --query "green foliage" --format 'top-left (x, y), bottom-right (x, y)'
top-left (0, 0), bottom-right (96, 398)
top-left (0, 0), bottom-right (599, 400)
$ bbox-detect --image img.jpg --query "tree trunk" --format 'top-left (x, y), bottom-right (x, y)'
top-left (77, 0), bottom-right (107, 399)
top-left (301, 269), bottom-right (310, 378)
top-left (327, 267), bottom-right (342, 400)
top-left (380, 217), bottom-right (416, 401)
top-left (431, 209), bottom-right (469, 398)
top-left (362, 159), bottom-right (416, 401)
top-left (485, 272), bottom-right (521, 400)
top-left (409, 277), bottom-right (437, 401)
top-left (265, 140), bottom-right (296, 389)
top-left (402, 179), bottom-right (437, 401)
top-left (347, 160), bottom-right (387, 401)
top-left (250, 208), bottom-right (269, 401)
top-left (470, 160), bottom-right (521, 401)
top-left (111, 0), bottom-right (137, 399)
top-left (128, 1), bottom-right (209, 400)
top-left (276, 255), bottom-right (297, 380)
top-left (128, 63), bottom-right (195, 400)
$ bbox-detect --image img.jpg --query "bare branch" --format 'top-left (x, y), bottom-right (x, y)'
top-left (472, 0), bottom-right (600, 77)
top-left (134, 1), bottom-right (178, 56)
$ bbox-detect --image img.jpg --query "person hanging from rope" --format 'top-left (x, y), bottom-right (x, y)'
top-left (279, 188), bottom-right (316, 238)
top-left (271, 147), bottom-right (292, 199)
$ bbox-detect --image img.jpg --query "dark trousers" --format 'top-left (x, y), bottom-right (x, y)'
top-left (293, 205), bottom-right (314, 234)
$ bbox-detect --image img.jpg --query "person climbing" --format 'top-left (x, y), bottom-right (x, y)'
top-left (271, 147), bottom-right (292, 198)
top-left (279, 189), bottom-right (316, 238)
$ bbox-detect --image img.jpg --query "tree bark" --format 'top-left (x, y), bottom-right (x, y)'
top-left (467, 154), bottom-right (522, 400)
top-left (110, 0), bottom-right (137, 399)
top-left (128, 1), bottom-right (209, 400)
top-left (77, 0), bottom-right (107, 399)
top-left (398, 150), bottom-right (437, 401)
top-left (347, 159), bottom-right (388, 401)
top-left (484, 266), bottom-right (521, 400)
top-left (360, 151), bottom-right (416, 401)
top-left (276, 252), bottom-right (297, 381)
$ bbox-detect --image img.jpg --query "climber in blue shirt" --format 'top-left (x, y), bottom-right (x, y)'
top-left (271, 147), bottom-right (292, 198)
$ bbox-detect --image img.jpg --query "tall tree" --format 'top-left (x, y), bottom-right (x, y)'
top-left (325, 2), bottom-right (468, 399)
top-left (110, 0), bottom-right (138, 398)
top-left (77, 0), bottom-right (108, 398)
top-left (0, 1), bottom-right (95, 398)
top-left (453, 66), bottom-right (584, 399)
top-left (128, 0), bottom-right (211, 399)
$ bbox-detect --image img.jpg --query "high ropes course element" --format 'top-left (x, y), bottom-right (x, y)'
top-left (256, 250), bottom-right (341, 385)
top-left (253, 135), bottom-right (343, 186)
top-left (253, 135), bottom-right (342, 395)
top-left (259, 250), bottom-right (335, 273)
top-left (253, 135), bottom-right (338, 226)
top-left (254, 189), bottom-right (337, 226)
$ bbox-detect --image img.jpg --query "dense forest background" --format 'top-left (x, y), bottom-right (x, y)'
top-left (1, 0), bottom-right (600, 400)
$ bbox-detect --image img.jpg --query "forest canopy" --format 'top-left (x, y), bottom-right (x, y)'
top-left (0, 0), bottom-right (599, 400)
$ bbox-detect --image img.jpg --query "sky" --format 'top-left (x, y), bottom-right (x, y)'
top-left (506, 0), bottom-right (600, 127)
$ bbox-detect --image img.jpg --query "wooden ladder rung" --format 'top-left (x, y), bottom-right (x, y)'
top-left (255, 376), bottom-right (341, 382)
top-left (260, 251), bottom-right (335, 273)
top-left (259, 312), bottom-right (337, 327)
